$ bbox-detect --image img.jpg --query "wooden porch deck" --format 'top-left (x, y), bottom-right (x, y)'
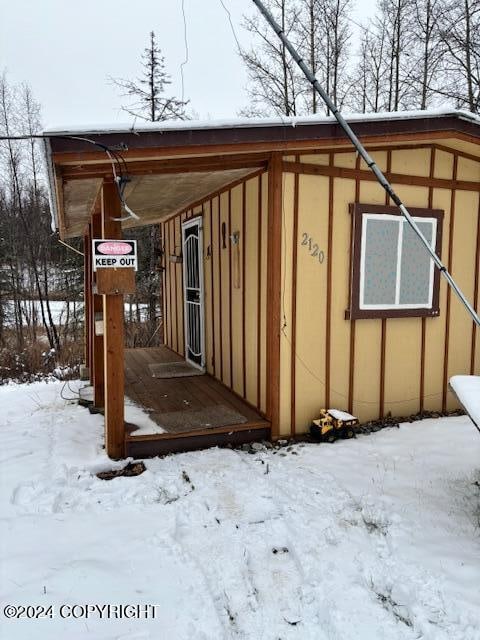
top-left (124, 347), bottom-right (270, 457)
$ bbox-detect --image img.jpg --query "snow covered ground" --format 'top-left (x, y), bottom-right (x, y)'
top-left (1, 381), bottom-right (480, 640)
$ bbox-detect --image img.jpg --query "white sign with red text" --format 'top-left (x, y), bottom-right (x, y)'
top-left (92, 239), bottom-right (138, 271)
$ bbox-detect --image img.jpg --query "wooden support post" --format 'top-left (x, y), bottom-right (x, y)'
top-left (101, 181), bottom-right (125, 459)
top-left (91, 211), bottom-right (105, 408)
top-left (266, 152), bottom-right (282, 439)
top-left (83, 224), bottom-right (92, 374)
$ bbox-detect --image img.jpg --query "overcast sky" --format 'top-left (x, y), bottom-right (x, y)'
top-left (0, 0), bottom-right (376, 127)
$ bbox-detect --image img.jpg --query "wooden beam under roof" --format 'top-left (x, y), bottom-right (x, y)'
top-left (59, 152), bottom-right (270, 181)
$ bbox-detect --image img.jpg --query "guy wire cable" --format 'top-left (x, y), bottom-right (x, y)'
top-left (251, 0), bottom-right (480, 330)
top-left (0, 132), bottom-right (139, 221)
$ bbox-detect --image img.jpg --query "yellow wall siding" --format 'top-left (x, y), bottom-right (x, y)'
top-left (244, 178), bottom-right (260, 407)
top-left (163, 173), bottom-right (268, 416)
top-left (279, 173), bottom-right (295, 436)
top-left (259, 173), bottom-right (268, 414)
top-left (351, 180), bottom-right (385, 421)
top-left (329, 175), bottom-right (356, 412)
top-left (391, 148), bottom-right (430, 176)
top-left (230, 185), bottom-right (244, 396)
top-left (281, 145), bottom-right (480, 432)
top-left (290, 174), bottom-right (330, 432)
top-left (203, 201), bottom-right (214, 376)
top-left (446, 189), bottom-right (479, 407)
top-left (434, 150), bottom-right (454, 180)
top-left (219, 191), bottom-right (232, 387)
top-left (161, 142), bottom-right (480, 437)
top-left (424, 187), bottom-right (452, 411)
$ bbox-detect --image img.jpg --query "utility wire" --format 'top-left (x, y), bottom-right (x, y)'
top-left (251, 0), bottom-right (480, 331)
top-left (0, 132), bottom-right (139, 222)
top-left (219, 0), bottom-right (243, 52)
top-left (180, 0), bottom-right (189, 105)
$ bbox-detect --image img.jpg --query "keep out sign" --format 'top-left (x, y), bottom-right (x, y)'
top-left (92, 239), bottom-right (138, 271)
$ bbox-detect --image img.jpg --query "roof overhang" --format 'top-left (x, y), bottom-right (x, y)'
top-left (44, 110), bottom-right (480, 239)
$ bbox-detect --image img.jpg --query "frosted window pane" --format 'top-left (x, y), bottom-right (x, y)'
top-left (399, 221), bottom-right (433, 305)
top-left (363, 219), bottom-right (399, 305)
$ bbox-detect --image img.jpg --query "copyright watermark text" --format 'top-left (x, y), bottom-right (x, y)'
top-left (3, 604), bottom-right (159, 620)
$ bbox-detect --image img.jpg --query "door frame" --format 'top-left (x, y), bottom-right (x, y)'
top-left (182, 216), bottom-right (206, 371)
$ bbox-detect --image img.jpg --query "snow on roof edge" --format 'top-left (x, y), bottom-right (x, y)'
top-left (43, 108), bottom-right (480, 137)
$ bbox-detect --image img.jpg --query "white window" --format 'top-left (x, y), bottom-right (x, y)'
top-left (359, 213), bottom-right (437, 310)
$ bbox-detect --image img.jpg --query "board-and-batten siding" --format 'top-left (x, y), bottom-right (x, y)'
top-left (279, 146), bottom-right (480, 436)
top-left (161, 173), bottom-right (268, 416)
top-left (161, 144), bottom-right (480, 439)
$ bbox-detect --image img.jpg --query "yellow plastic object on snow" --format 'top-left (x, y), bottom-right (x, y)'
top-left (310, 409), bottom-right (359, 443)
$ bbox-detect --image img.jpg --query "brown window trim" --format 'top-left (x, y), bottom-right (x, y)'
top-left (346, 203), bottom-right (444, 320)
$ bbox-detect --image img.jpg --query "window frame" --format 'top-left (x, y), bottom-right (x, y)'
top-left (347, 203), bottom-right (444, 320)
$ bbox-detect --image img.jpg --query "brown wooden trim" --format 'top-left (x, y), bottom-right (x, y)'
top-left (266, 153), bottom-right (283, 437)
top-left (347, 203), bottom-right (444, 320)
top-left (60, 153), bottom-right (269, 180)
top-left (433, 142), bottom-right (480, 166)
top-left (162, 168), bottom-right (265, 224)
top-left (242, 181), bottom-right (247, 398)
top-left (256, 175), bottom-right (263, 410)
top-left (125, 420), bottom-right (270, 442)
top-left (228, 189), bottom-right (233, 388)
top-left (420, 147), bottom-right (437, 411)
top-left (290, 156), bottom-right (300, 435)
top-left (180, 213), bottom-right (187, 355)
top-left (471, 193), bottom-right (480, 374)
top-left (348, 156), bottom-right (360, 414)
top-left (101, 180), bottom-right (125, 459)
top-left (91, 211), bottom-right (104, 408)
top-left (217, 195), bottom-right (224, 382)
top-left (173, 217), bottom-right (179, 352)
top-left (125, 423), bottom-right (271, 457)
top-left (49, 117), bottom-right (480, 162)
top-left (304, 142), bottom-right (438, 157)
top-left (442, 155), bottom-right (458, 411)
top-left (301, 141), bottom-right (480, 164)
top-left (325, 153), bottom-right (334, 409)
top-left (167, 220), bottom-right (173, 348)
top-left (208, 201), bottom-right (216, 376)
top-left (83, 225), bottom-right (92, 372)
top-left (380, 319), bottom-right (387, 418)
top-left (379, 151), bottom-right (392, 418)
top-left (282, 160), bottom-right (480, 193)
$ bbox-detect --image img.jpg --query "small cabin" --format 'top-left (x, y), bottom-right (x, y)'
top-left (44, 110), bottom-right (480, 458)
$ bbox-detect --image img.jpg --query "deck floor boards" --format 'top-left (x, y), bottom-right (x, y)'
top-left (125, 346), bottom-right (266, 434)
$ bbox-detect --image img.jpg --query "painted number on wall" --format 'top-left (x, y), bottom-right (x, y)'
top-left (301, 233), bottom-right (325, 264)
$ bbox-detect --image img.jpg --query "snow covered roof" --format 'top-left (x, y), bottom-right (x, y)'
top-left (43, 108), bottom-right (480, 138)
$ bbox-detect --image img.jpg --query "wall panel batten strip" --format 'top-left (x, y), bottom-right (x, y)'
top-left (228, 189), bottom-right (233, 388)
top-left (266, 153), bottom-right (282, 437)
top-left (348, 156), bottom-right (360, 414)
top-left (290, 157), bottom-right (300, 434)
top-left (442, 154), bottom-right (458, 411)
top-left (379, 151), bottom-right (392, 418)
top-left (471, 194), bottom-right (480, 374)
top-left (325, 153), bottom-right (334, 408)
top-left (209, 201), bottom-right (216, 376)
top-left (242, 181), bottom-right (247, 398)
top-left (173, 217), bottom-right (179, 352)
top-left (256, 175), bottom-right (263, 409)
top-left (420, 147), bottom-right (436, 410)
top-left (217, 195), bottom-right (224, 382)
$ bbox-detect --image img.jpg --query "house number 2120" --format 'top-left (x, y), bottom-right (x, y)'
top-left (301, 233), bottom-right (325, 264)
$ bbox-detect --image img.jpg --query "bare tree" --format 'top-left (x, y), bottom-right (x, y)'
top-left (439, 0), bottom-right (480, 112)
top-left (410, 0), bottom-right (446, 109)
top-left (112, 32), bottom-right (188, 344)
top-left (112, 31), bottom-right (189, 122)
top-left (240, 0), bottom-right (304, 116)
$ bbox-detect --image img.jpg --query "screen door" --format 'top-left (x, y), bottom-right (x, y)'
top-left (182, 217), bottom-right (205, 369)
